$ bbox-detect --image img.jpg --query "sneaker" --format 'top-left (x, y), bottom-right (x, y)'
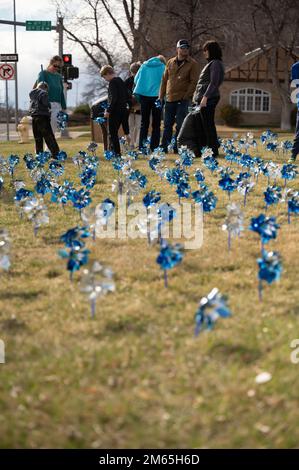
top-left (288, 155), bottom-right (297, 163)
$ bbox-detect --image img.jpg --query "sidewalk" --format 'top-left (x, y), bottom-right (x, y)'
top-left (0, 129), bottom-right (90, 142)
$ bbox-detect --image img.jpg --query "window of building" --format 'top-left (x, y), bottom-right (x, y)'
top-left (230, 88), bottom-right (271, 112)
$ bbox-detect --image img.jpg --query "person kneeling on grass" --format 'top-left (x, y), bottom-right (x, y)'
top-left (100, 65), bottom-right (131, 156)
top-left (29, 81), bottom-right (60, 158)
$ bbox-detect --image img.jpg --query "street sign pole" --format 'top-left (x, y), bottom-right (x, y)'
top-left (13, 0), bottom-right (19, 131)
top-left (5, 77), bottom-right (9, 141)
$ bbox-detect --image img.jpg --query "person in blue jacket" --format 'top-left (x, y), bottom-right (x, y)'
top-left (290, 60), bottom-right (299, 163)
top-left (133, 55), bottom-right (166, 151)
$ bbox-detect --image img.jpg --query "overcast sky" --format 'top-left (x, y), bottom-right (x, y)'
top-left (0, 0), bottom-right (89, 110)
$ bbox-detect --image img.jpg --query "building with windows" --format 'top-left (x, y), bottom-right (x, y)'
top-left (216, 46), bottom-right (299, 126)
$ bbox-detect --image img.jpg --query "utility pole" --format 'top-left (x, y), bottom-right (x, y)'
top-left (13, 0), bottom-right (18, 130)
top-left (57, 15), bottom-right (70, 138)
top-left (57, 16), bottom-right (63, 57)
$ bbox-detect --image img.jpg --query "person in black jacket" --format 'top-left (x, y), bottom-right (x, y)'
top-left (29, 81), bottom-right (60, 157)
top-left (193, 40), bottom-right (224, 156)
top-left (100, 65), bottom-right (130, 155)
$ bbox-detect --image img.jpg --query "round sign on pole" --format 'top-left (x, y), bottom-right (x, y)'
top-left (0, 63), bottom-right (15, 80)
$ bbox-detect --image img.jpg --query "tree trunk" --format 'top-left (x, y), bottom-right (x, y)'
top-left (280, 100), bottom-right (293, 130)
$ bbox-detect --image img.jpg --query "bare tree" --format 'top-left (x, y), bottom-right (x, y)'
top-left (251, 0), bottom-right (299, 129)
top-left (53, 0), bottom-right (161, 68)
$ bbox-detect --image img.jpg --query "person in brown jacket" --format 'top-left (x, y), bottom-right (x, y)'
top-left (159, 39), bottom-right (199, 153)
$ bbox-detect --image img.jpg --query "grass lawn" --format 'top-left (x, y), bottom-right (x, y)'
top-left (0, 132), bottom-right (298, 449)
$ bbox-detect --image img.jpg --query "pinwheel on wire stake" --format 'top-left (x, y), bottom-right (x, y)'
top-left (0, 156), bottom-right (9, 176)
top-left (257, 249), bottom-right (282, 300)
top-left (281, 164), bottom-right (298, 187)
top-left (48, 160), bottom-right (65, 178)
top-left (203, 155), bottom-right (219, 174)
top-left (57, 110), bottom-right (69, 130)
top-left (0, 228), bottom-right (11, 271)
top-left (8, 155), bottom-right (20, 179)
top-left (156, 241), bottom-right (184, 287)
top-left (222, 203), bottom-right (244, 251)
top-left (72, 152), bottom-right (86, 168)
top-left (80, 261), bottom-right (115, 318)
top-left (143, 190), bottom-right (161, 244)
top-left (194, 168), bottom-right (205, 183)
top-left (23, 197), bottom-right (49, 236)
top-left (94, 199), bottom-right (115, 239)
top-left (218, 173), bottom-right (236, 201)
top-left (87, 141), bottom-right (98, 156)
top-left (59, 226), bottom-right (90, 281)
top-left (176, 178), bottom-right (191, 205)
top-left (194, 288), bottom-right (231, 336)
top-left (177, 146), bottom-right (194, 168)
top-left (236, 179), bottom-right (255, 206)
top-left (280, 140), bottom-right (293, 157)
top-left (156, 203), bottom-right (177, 245)
top-left (264, 185), bottom-right (282, 211)
top-left (34, 173), bottom-right (53, 196)
top-left (14, 187), bottom-right (34, 218)
top-left (192, 184), bottom-right (217, 216)
top-left (50, 180), bottom-right (75, 212)
top-left (287, 191), bottom-right (299, 224)
top-left (249, 214), bottom-right (280, 251)
top-left (71, 188), bottom-right (92, 218)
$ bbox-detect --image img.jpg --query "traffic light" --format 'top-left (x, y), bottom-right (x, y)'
top-left (66, 66), bottom-right (79, 80)
top-left (62, 54), bottom-right (72, 66)
top-left (61, 54), bottom-right (79, 80)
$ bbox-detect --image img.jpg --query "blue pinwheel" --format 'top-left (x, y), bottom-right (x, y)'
top-left (281, 164), bottom-right (298, 187)
top-left (157, 203), bottom-right (176, 244)
top-left (194, 168), bottom-right (205, 183)
top-left (71, 188), bottom-right (92, 213)
top-left (218, 174), bottom-right (236, 199)
top-left (59, 225), bottom-right (90, 280)
top-left (195, 288), bottom-right (231, 336)
top-left (156, 241), bottom-right (184, 287)
top-left (57, 111), bottom-right (69, 130)
top-left (249, 214), bottom-right (280, 248)
top-left (8, 154), bottom-right (20, 178)
top-left (257, 249), bottom-right (282, 300)
top-left (288, 192), bottom-right (299, 224)
top-left (264, 185), bottom-right (282, 209)
top-left (129, 169), bottom-right (147, 188)
top-left (49, 160), bottom-right (65, 177)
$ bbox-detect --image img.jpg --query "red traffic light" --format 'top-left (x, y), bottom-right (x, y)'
top-left (62, 54), bottom-right (72, 65)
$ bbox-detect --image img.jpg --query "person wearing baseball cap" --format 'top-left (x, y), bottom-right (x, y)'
top-left (159, 39), bottom-right (199, 153)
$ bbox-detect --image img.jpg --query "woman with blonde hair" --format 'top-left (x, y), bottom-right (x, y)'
top-left (36, 55), bottom-right (66, 133)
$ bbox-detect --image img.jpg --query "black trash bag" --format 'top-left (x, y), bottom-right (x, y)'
top-left (177, 110), bottom-right (200, 157)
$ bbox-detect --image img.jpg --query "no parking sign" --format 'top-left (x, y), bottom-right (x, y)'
top-left (0, 63), bottom-right (15, 80)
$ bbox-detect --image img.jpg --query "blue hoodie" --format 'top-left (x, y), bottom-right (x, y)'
top-left (133, 57), bottom-right (165, 97)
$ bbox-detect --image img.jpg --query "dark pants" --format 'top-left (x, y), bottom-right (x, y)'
top-left (194, 97), bottom-right (220, 156)
top-left (139, 95), bottom-right (162, 151)
top-left (108, 108), bottom-right (128, 155)
top-left (32, 115), bottom-right (60, 157)
top-left (122, 109), bottom-right (130, 135)
top-left (161, 99), bottom-right (189, 153)
top-left (292, 108), bottom-right (299, 159)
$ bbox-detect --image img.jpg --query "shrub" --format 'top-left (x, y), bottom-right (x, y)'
top-left (72, 104), bottom-right (90, 116)
top-left (220, 104), bottom-right (242, 127)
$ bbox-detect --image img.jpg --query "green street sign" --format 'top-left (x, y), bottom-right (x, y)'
top-left (26, 21), bottom-right (52, 31)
